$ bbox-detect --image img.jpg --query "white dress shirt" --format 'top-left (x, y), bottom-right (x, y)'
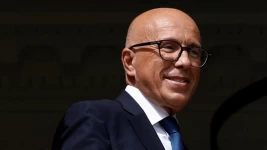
top-left (125, 85), bottom-right (175, 150)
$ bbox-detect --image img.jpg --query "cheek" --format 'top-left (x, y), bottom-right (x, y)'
top-left (137, 53), bottom-right (161, 71)
top-left (146, 61), bottom-right (163, 82)
top-left (192, 69), bottom-right (201, 88)
top-left (134, 52), bottom-right (167, 84)
top-left (134, 54), bottom-right (156, 77)
top-left (148, 57), bottom-right (166, 77)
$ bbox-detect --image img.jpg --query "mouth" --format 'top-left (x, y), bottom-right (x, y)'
top-left (166, 77), bottom-right (188, 83)
top-left (164, 76), bottom-right (190, 87)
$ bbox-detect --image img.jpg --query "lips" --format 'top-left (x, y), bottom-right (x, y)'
top-left (166, 77), bottom-right (188, 83)
top-left (165, 76), bottom-right (189, 83)
top-left (164, 76), bottom-right (190, 89)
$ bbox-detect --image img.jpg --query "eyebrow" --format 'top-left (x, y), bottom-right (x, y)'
top-left (188, 43), bottom-right (202, 48)
top-left (161, 37), bottom-right (202, 48)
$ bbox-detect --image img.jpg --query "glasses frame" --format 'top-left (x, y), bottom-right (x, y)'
top-left (129, 40), bottom-right (211, 68)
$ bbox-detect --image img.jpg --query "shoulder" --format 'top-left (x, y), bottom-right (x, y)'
top-left (67, 99), bottom-right (122, 113)
top-left (53, 100), bottom-right (120, 149)
top-left (63, 99), bottom-right (123, 123)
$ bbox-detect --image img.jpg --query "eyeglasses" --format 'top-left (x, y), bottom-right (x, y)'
top-left (129, 40), bottom-right (211, 68)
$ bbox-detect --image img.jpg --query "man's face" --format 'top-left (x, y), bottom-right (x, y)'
top-left (132, 16), bottom-right (201, 113)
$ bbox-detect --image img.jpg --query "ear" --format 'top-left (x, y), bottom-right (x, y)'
top-left (121, 48), bottom-right (136, 77)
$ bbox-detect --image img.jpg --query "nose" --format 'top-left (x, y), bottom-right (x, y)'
top-left (174, 50), bottom-right (191, 69)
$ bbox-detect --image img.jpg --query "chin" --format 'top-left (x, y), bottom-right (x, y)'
top-left (165, 94), bottom-right (190, 110)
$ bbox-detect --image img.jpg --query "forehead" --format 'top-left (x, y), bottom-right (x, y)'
top-left (147, 17), bottom-right (201, 46)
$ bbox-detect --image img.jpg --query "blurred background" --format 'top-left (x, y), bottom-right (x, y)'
top-left (0, 0), bottom-right (266, 149)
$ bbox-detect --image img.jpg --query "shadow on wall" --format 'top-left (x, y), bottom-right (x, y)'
top-left (210, 76), bottom-right (267, 150)
top-left (18, 46), bottom-right (61, 89)
top-left (0, 45), bottom-right (125, 90)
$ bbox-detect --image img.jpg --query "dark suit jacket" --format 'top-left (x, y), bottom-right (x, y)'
top-left (52, 91), bottom-right (187, 150)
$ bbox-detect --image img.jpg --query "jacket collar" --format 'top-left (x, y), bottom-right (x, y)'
top-left (116, 91), bottom-right (165, 150)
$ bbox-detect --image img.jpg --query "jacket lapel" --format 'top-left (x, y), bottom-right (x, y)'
top-left (116, 91), bottom-right (165, 150)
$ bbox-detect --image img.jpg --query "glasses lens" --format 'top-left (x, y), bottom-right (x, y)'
top-left (189, 48), bottom-right (209, 67)
top-left (159, 40), bottom-right (181, 61)
top-left (200, 50), bottom-right (208, 67)
top-left (159, 40), bottom-right (209, 67)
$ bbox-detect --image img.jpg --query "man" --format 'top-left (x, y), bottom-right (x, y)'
top-left (52, 7), bottom-right (210, 150)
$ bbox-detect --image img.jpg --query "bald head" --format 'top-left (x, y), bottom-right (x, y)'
top-left (121, 8), bottom-right (203, 114)
top-left (125, 8), bottom-right (200, 48)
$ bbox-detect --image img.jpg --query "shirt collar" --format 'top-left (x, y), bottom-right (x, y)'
top-left (125, 85), bottom-right (169, 125)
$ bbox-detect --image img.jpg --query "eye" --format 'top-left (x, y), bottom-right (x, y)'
top-left (189, 48), bottom-right (201, 58)
top-left (160, 41), bottom-right (180, 52)
top-left (163, 44), bottom-right (176, 50)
